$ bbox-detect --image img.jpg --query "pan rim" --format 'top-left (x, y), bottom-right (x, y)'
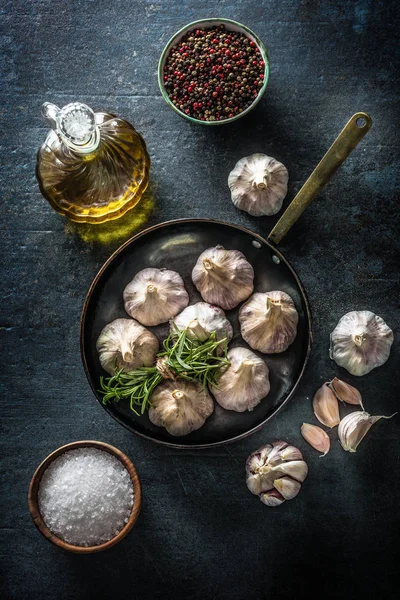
top-left (80, 218), bottom-right (312, 449)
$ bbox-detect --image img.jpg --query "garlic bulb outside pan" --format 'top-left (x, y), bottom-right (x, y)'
top-left (123, 267), bottom-right (189, 326)
top-left (96, 318), bottom-right (159, 375)
top-left (171, 302), bottom-right (233, 346)
top-left (228, 153), bottom-right (289, 217)
top-left (246, 441), bottom-right (308, 506)
top-left (148, 380), bottom-right (214, 436)
top-left (239, 291), bottom-right (299, 353)
top-left (192, 246), bottom-right (254, 310)
top-left (330, 310), bottom-right (394, 376)
top-left (212, 347), bottom-right (270, 412)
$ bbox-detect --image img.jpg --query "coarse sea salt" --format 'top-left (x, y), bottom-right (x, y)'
top-left (38, 447), bottom-right (134, 547)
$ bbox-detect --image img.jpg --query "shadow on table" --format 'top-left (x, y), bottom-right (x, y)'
top-left (64, 183), bottom-right (157, 247)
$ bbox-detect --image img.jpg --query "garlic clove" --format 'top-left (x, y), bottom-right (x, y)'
top-left (265, 440), bottom-right (290, 465)
top-left (329, 377), bottom-right (364, 409)
top-left (273, 476), bottom-right (301, 500)
top-left (228, 153), bottom-right (289, 217)
top-left (313, 383), bottom-right (340, 428)
top-left (330, 311), bottom-right (394, 376)
top-left (280, 445), bottom-right (304, 462)
top-left (246, 473), bottom-right (274, 496)
top-left (192, 246), bottom-right (254, 310)
top-left (338, 411), bottom-right (396, 453)
top-left (212, 347), bottom-right (270, 412)
top-left (239, 291), bottom-right (299, 354)
top-left (123, 268), bottom-right (189, 326)
top-left (96, 318), bottom-right (159, 375)
top-left (260, 489), bottom-right (285, 507)
top-left (271, 460), bottom-right (308, 482)
top-left (148, 380), bottom-right (214, 437)
top-left (172, 302), bottom-right (233, 350)
top-left (301, 423), bottom-right (330, 456)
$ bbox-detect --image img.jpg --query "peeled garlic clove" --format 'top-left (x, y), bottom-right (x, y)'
top-left (260, 489), bottom-right (285, 507)
top-left (273, 476), bottom-right (301, 500)
top-left (192, 246), bottom-right (254, 310)
top-left (338, 411), bottom-right (396, 453)
top-left (313, 383), bottom-right (340, 428)
top-left (271, 460), bottom-right (308, 482)
top-left (330, 311), bottom-right (394, 376)
top-left (96, 318), bottom-right (159, 375)
top-left (123, 267), bottom-right (189, 326)
top-left (228, 153), bottom-right (289, 217)
top-left (172, 302), bottom-right (233, 348)
top-left (239, 291), bottom-right (299, 354)
top-left (301, 423), bottom-right (330, 456)
top-left (329, 377), bottom-right (364, 409)
top-left (246, 442), bottom-right (307, 506)
top-left (148, 380), bottom-right (214, 437)
top-left (212, 347), bottom-right (270, 412)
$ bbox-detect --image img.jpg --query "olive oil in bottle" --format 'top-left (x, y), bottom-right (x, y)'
top-left (36, 102), bottom-right (150, 224)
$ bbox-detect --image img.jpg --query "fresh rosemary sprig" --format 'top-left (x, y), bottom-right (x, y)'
top-left (99, 328), bottom-right (229, 416)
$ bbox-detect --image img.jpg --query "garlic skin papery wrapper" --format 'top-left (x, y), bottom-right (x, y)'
top-left (330, 311), bottom-right (394, 376)
top-left (239, 291), bottom-right (299, 353)
top-left (123, 268), bottom-right (189, 326)
top-left (148, 380), bottom-right (214, 436)
top-left (246, 441), bottom-right (307, 506)
top-left (172, 302), bottom-right (233, 346)
top-left (96, 318), bottom-right (159, 375)
top-left (338, 411), bottom-right (396, 452)
top-left (192, 246), bottom-right (254, 310)
top-left (212, 347), bottom-right (270, 412)
top-left (228, 153), bottom-right (289, 216)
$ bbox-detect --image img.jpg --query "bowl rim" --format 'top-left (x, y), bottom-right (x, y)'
top-left (157, 17), bottom-right (270, 125)
top-left (28, 440), bottom-right (142, 554)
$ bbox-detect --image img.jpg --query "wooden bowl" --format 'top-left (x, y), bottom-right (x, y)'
top-left (28, 440), bottom-right (142, 554)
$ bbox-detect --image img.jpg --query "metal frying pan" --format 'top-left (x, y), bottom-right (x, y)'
top-left (81, 112), bottom-right (372, 448)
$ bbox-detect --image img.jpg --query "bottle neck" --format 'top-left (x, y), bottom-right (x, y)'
top-left (42, 101), bottom-right (101, 155)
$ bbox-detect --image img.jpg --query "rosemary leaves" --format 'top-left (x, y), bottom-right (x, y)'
top-left (99, 328), bottom-right (229, 416)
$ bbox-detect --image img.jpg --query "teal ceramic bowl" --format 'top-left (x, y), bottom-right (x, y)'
top-left (158, 18), bottom-right (270, 125)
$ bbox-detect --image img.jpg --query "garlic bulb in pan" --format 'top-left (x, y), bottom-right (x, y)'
top-left (239, 291), bottom-right (299, 353)
top-left (246, 441), bottom-right (307, 506)
top-left (330, 311), bottom-right (394, 376)
top-left (172, 302), bottom-right (233, 346)
top-left (212, 347), bottom-right (270, 412)
top-left (123, 268), bottom-right (189, 326)
top-left (192, 246), bottom-right (254, 310)
top-left (96, 318), bottom-right (159, 375)
top-left (228, 153), bottom-right (289, 216)
top-left (148, 380), bottom-right (214, 436)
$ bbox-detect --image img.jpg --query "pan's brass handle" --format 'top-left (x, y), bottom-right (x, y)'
top-left (268, 112), bottom-right (372, 245)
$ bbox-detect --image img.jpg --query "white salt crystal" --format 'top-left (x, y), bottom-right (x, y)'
top-left (38, 448), bottom-right (134, 547)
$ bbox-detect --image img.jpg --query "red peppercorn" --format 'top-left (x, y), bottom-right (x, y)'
top-left (249, 41), bottom-right (256, 47)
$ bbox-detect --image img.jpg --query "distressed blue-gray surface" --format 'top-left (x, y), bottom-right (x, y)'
top-left (0, 0), bottom-right (399, 599)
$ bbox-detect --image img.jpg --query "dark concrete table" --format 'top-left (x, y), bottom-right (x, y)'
top-left (1, 1), bottom-right (399, 598)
